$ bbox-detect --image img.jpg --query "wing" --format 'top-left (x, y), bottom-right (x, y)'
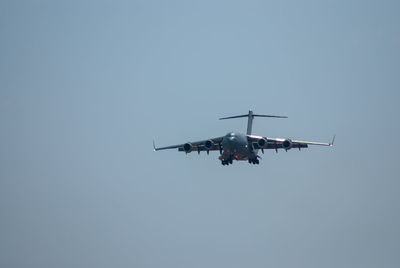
top-left (248, 135), bottom-right (335, 151)
top-left (153, 136), bottom-right (225, 153)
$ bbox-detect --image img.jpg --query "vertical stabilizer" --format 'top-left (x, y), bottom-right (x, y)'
top-left (247, 110), bottom-right (254, 135)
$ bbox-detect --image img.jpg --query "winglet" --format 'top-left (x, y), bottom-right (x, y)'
top-left (153, 140), bottom-right (157, 151)
top-left (329, 135), bottom-right (336, 147)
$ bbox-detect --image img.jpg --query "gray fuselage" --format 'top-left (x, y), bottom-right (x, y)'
top-left (221, 132), bottom-right (257, 161)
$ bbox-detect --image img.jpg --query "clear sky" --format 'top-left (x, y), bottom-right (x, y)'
top-left (1, 0), bottom-right (399, 267)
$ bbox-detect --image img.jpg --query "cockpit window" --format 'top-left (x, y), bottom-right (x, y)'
top-left (226, 132), bottom-right (235, 137)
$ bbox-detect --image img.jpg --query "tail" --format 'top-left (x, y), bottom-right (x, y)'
top-left (219, 109), bottom-right (287, 135)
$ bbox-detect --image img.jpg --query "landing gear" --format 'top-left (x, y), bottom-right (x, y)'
top-left (248, 158), bottom-right (259, 165)
top-left (221, 157), bottom-right (233, 166)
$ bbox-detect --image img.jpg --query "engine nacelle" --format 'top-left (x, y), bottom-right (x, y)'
top-left (257, 138), bottom-right (267, 147)
top-left (204, 140), bottom-right (214, 150)
top-left (282, 139), bottom-right (292, 150)
top-left (183, 142), bottom-right (193, 153)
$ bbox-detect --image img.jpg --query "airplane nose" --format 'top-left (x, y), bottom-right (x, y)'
top-left (225, 137), bottom-right (237, 148)
top-left (222, 136), bottom-right (234, 149)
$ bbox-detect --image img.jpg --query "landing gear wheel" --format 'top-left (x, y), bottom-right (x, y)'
top-left (221, 160), bottom-right (229, 166)
top-left (248, 158), bottom-right (259, 165)
top-left (221, 157), bottom-right (233, 166)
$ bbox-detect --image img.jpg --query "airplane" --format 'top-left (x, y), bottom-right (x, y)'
top-left (153, 110), bottom-right (334, 165)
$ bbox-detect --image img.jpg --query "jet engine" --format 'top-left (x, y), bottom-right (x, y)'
top-left (282, 139), bottom-right (292, 150)
top-left (183, 142), bottom-right (193, 153)
top-left (257, 138), bottom-right (267, 147)
top-left (204, 140), bottom-right (214, 150)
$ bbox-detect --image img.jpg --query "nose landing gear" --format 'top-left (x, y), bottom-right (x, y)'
top-left (221, 157), bottom-right (233, 166)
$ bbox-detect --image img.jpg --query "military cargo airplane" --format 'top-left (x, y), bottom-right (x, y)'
top-left (153, 110), bottom-right (334, 165)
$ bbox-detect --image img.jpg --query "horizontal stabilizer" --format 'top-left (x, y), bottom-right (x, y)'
top-left (252, 114), bottom-right (287, 118)
top-left (219, 110), bottom-right (287, 135)
top-left (219, 114), bottom-right (249, 120)
top-left (219, 114), bottom-right (287, 120)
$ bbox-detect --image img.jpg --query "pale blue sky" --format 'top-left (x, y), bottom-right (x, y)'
top-left (1, 0), bottom-right (399, 267)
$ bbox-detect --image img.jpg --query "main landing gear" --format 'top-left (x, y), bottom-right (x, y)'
top-left (248, 158), bottom-right (259, 165)
top-left (220, 156), bottom-right (260, 165)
